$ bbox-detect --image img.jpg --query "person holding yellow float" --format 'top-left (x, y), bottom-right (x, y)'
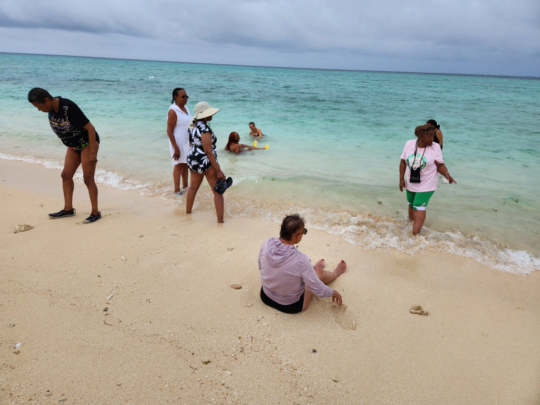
top-left (399, 124), bottom-right (456, 235)
top-left (224, 132), bottom-right (268, 153)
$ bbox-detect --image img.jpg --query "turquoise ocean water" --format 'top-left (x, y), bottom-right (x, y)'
top-left (1, 53), bottom-right (539, 274)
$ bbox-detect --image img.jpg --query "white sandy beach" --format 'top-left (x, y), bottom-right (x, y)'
top-left (1, 158), bottom-right (539, 404)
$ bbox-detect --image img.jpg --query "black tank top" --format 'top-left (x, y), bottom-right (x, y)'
top-left (433, 130), bottom-right (442, 150)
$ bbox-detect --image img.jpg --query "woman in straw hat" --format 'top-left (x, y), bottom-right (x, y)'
top-left (186, 101), bottom-right (227, 223)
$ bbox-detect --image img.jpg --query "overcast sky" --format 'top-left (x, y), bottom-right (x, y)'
top-left (1, 0), bottom-right (539, 76)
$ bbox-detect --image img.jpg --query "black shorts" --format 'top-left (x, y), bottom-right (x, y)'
top-left (260, 287), bottom-right (304, 314)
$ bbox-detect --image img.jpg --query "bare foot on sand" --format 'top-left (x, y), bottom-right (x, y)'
top-left (315, 259), bottom-right (325, 269)
top-left (333, 260), bottom-right (347, 277)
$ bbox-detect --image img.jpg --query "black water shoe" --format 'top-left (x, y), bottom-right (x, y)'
top-left (49, 209), bottom-right (76, 219)
top-left (83, 212), bottom-right (101, 224)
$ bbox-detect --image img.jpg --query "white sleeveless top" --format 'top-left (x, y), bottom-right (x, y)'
top-left (168, 104), bottom-right (192, 164)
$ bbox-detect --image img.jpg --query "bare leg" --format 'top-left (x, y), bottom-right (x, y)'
top-left (80, 145), bottom-right (99, 215)
top-left (180, 163), bottom-right (189, 190)
top-left (204, 167), bottom-right (224, 223)
top-left (303, 260), bottom-right (347, 311)
top-left (186, 170), bottom-right (204, 214)
top-left (61, 148), bottom-right (81, 211)
top-left (173, 164), bottom-right (181, 193)
top-left (408, 205), bottom-right (414, 221)
top-left (412, 210), bottom-right (426, 235)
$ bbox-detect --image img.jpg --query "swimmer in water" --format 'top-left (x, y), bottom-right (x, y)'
top-left (249, 122), bottom-right (264, 138)
top-left (225, 132), bottom-right (266, 153)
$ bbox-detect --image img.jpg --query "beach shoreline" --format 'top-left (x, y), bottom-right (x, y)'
top-left (1, 158), bottom-right (540, 404)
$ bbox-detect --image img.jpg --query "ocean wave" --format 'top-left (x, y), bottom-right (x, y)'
top-left (0, 153), bottom-right (150, 191)
top-left (2, 152), bottom-right (538, 275)
top-left (224, 198), bottom-right (540, 276)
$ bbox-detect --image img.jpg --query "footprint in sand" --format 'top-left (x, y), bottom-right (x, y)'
top-left (317, 299), bottom-right (357, 330)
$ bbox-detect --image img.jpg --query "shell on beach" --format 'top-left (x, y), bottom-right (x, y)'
top-left (231, 284), bottom-right (242, 289)
top-left (14, 224), bottom-right (33, 233)
top-left (410, 305), bottom-right (429, 316)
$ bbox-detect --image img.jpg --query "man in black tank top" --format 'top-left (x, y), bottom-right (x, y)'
top-left (28, 88), bottom-right (101, 223)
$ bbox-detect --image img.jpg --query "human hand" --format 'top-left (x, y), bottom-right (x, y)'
top-left (399, 179), bottom-right (405, 192)
top-left (445, 173), bottom-right (457, 184)
top-left (173, 146), bottom-right (180, 161)
top-left (89, 146), bottom-right (99, 164)
top-left (216, 169), bottom-right (226, 181)
top-left (332, 290), bottom-right (343, 307)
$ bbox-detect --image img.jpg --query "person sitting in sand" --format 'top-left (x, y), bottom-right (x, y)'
top-left (249, 122), bottom-right (264, 138)
top-left (27, 88), bottom-right (101, 224)
top-left (258, 214), bottom-right (346, 314)
top-left (224, 132), bottom-right (265, 153)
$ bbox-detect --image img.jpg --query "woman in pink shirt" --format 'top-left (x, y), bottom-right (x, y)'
top-left (258, 214), bottom-right (346, 314)
top-left (399, 124), bottom-right (456, 235)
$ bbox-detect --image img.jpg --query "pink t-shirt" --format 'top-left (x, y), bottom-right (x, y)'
top-left (401, 140), bottom-right (444, 192)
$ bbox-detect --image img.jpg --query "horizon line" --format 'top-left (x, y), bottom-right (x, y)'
top-left (1, 51), bottom-right (539, 80)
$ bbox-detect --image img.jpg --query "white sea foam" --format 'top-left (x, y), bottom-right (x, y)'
top-left (225, 198), bottom-right (540, 276)
top-left (2, 152), bottom-right (538, 275)
top-left (0, 153), bottom-right (150, 191)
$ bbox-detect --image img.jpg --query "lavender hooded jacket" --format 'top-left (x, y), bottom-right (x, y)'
top-left (258, 238), bottom-right (333, 306)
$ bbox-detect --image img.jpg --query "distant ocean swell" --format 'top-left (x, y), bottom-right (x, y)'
top-left (2, 152), bottom-right (539, 276)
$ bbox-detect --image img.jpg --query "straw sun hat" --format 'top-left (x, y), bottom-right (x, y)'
top-left (193, 101), bottom-right (220, 120)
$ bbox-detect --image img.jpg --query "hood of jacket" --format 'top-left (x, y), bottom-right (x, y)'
top-left (264, 238), bottom-right (298, 268)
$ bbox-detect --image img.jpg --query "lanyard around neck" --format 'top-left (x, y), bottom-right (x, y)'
top-left (412, 140), bottom-right (427, 170)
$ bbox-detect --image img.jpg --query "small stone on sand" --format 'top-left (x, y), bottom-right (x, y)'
top-left (332, 377), bottom-right (339, 382)
top-left (14, 224), bottom-right (33, 233)
top-left (410, 305), bottom-right (429, 315)
top-left (230, 284), bottom-right (242, 289)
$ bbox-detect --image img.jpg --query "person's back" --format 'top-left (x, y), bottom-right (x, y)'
top-left (259, 237), bottom-right (327, 305)
top-left (258, 214), bottom-right (346, 314)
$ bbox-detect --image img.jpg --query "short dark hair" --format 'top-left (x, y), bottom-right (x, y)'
top-left (426, 119), bottom-right (440, 129)
top-left (280, 214), bottom-right (305, 240)
top-left (171, 87), bottom-right (185, 104)
top-left (415, 124), bottom-right (436, 138)
top-left (28, 88), bottom-right (53, 104)
top-left (249, 122), bottom-right (255, 126)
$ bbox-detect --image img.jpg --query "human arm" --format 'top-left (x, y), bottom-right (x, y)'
top-left (166, 110), bottom-right (180, 160)
top-left (436, 130), bottom-right (443, 148)
top-left (436, 162), bottom-right (456, 184)
top-left (302, 260), bottom-right (334, 299)
top-left (399, 159), bottom-right (407, 192)
top-left (201, 132), bottom-right (225, 180)
top-left (238, 144), bottom-right (264, 152)
top-left (257, 129), bottom-right (263, 138)
top-left (84, 122), bottom-right (98, 163)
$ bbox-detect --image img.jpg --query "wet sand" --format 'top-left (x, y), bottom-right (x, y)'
top-left (1, 159), bottom-right (539, 404)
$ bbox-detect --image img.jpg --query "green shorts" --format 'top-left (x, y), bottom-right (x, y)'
top-left (406, 190), bottom-right (435, 211)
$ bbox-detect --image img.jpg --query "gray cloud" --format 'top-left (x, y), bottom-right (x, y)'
top-left (0, 0), bottom-right (539, 76)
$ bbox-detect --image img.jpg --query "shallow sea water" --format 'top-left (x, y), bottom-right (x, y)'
top-left (1, 53), bottom-right (539, 274)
